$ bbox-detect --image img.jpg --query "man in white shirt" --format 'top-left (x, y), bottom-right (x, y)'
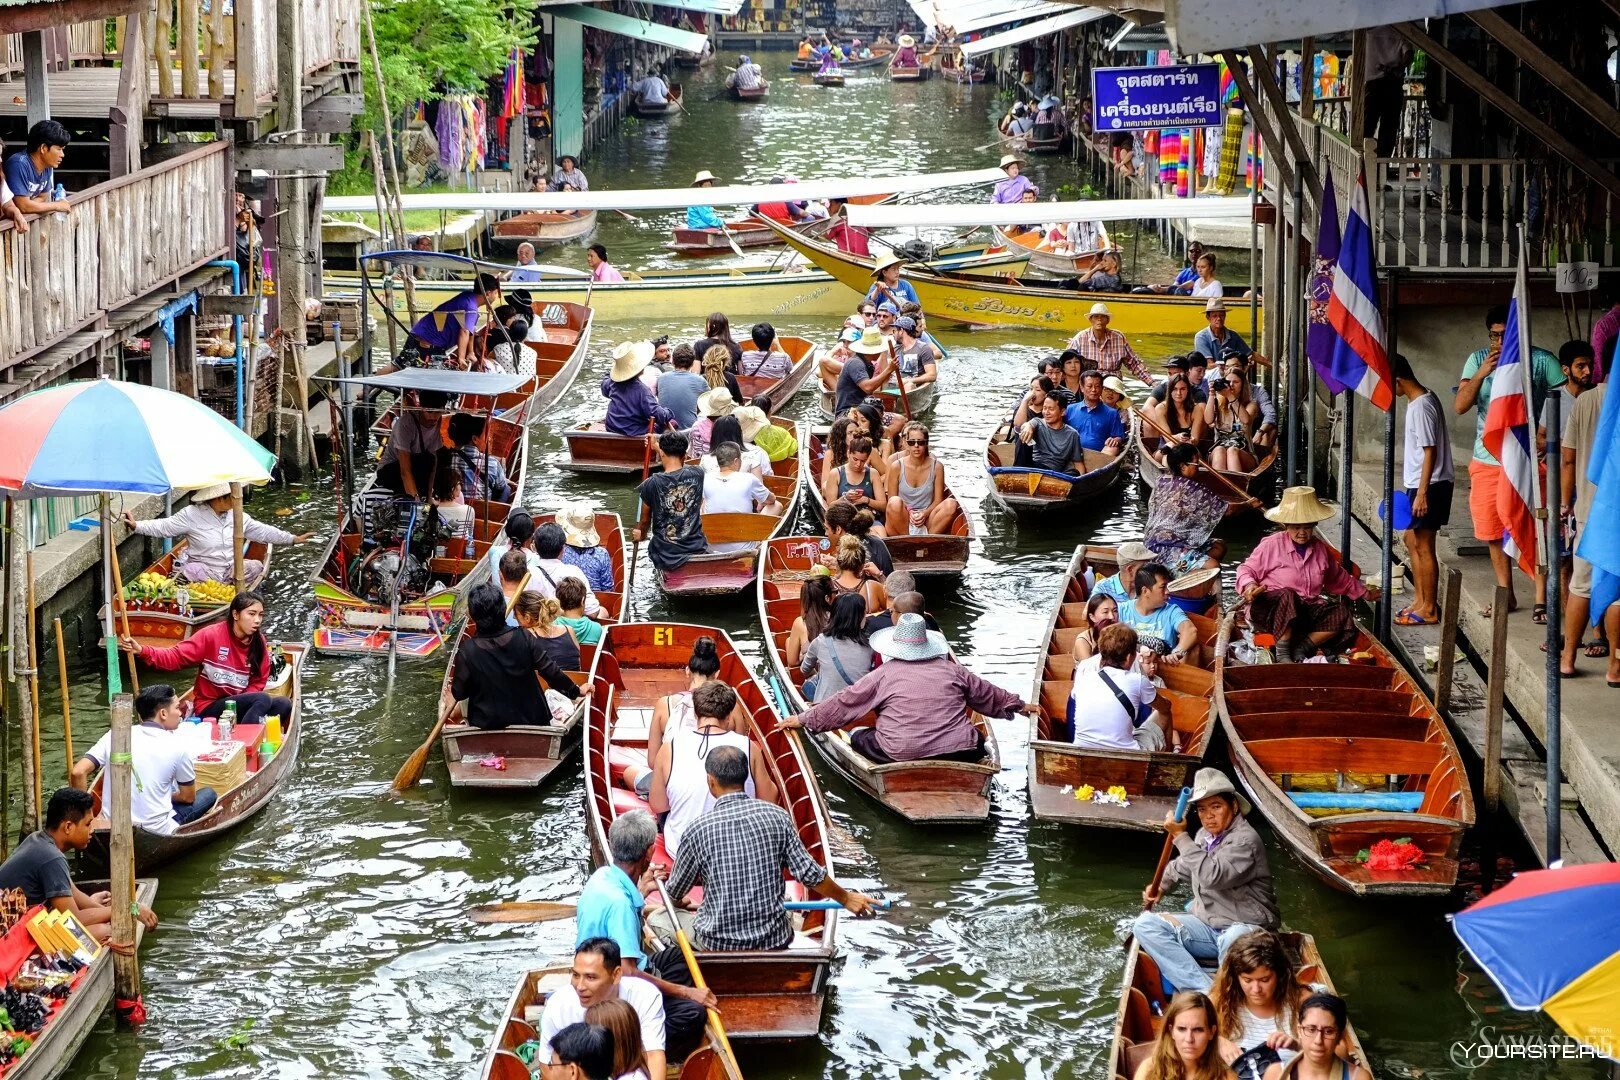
top-left (541, 937), bottom-right (668, 1077)
top-left (701, 443), bottom-right (780, 554)
top-left (632, 70), bottom-right (670, 106)
top-left (70, 684), bottom-right (215, 835)
top-left (531, 522), bottom-right (606, 618)
top-left (507, 242), bottom-right (544, 284)
top-left (1068, 624), bottom-right (1169, 751)
top-left (1392, 353), bottom-right (1454, 626)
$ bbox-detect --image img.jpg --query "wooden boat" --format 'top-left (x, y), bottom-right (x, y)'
top-left (756, 215), bottom-right (1261, 338)
top-left (565, 413), bottom-right (798, 479)
top-left (802, 428), bottom-right (973, 576)
top-left (480, 964), bottom-right (742, 1080)
top-left (100, 538), bottom-right (271, 651)
top-left (984, 414), bottom-right (1131, 518)
top-left (993, 222), bottom-right (1112, 279)
top-left (491, 209), bottom-right (596, 250)
top-left (672, 49), bottom-right (715, 70)
top-left (727, 81), bottom-right (769, 101)
top-left (1030, 547), bottom-right (1218, 831)
top-left (758, 537), bottom-right (1002, 823)
top-left (1136, 426), bottom-right (1276, 518)
top-left (1022, 126), bottom-right (1069, 155)
top-left (657, 473), bottom-right (800, 599)
top-left (435, 512), bottom-right (624, 789)
top-left (812, 70), bottom-right (845, 86)
top-left (87, 644), bottom-right (306, 872)
top-left (629, 96), bottom-right (672, 117)
top-left (667, 214), bottom-right (834, 257)
top-left (7, 879), bottom-right (159, 1080)
top-left (1214, 615), bottom-right (1475, 897)
top-left (815, 363), bottom-right (939, 420)
top-left (889, 62), bottom-right (929, 81)
top-left (583, 622), bottom-right (837, 1039)
top-left (790, 48), bottom-right (890, 71)
top-left (732, 335), bottom-right (818, 412)
top-left (1109, 931), bottom-right (1368, 1079)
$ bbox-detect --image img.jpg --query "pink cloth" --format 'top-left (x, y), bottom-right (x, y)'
top-left (1591, 304), bottom-right (1620, 383)
top-left (800, 655), bottom-right (1022, 761)
top-left (592, 262), bottom-right (625, 283)
top-left (1236, 532), bottom-right (1367, 601)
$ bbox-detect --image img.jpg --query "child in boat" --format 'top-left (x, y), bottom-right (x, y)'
top-left (555, 576), bottom-right (604, 647)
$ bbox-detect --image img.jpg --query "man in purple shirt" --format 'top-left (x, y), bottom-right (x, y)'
top-left (405, 273), bottom-right (500, 368)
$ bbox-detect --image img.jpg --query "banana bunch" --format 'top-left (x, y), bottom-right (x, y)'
top-left (188, 580), bottom-right (237, 606)
top-left (123, 572), bottom-right (177, 602)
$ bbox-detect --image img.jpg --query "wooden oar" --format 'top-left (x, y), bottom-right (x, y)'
top-left (107, 545), bottom-right (140, 694)
top-left (391, 572), bottom-right (530, 792)
top-left (467, 897), bottom-right (884, 925)
top-left (1134, 405), bottom-right (1260, 507)
top-left (1142, 787), bottom-right (1193, 911)
top-left (625, 419), bottom-right (655, 621)
top-left (715, 218), bottom-right (747, 259)
top-left (654, 878), bottom-right (742, 1078)
top-left (885, 336), bottom-right (913, 419)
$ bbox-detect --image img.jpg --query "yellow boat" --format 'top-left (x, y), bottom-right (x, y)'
top-left (757, 216), bottom-right (1261, 339)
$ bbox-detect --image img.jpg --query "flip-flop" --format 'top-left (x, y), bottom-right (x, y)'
top-left (1532, 603), bottom-right (1548, 624)
top-left (1586, 640), bottom-right (1611, 659)
top-left (1394, 610), bottom-right (1439, 626)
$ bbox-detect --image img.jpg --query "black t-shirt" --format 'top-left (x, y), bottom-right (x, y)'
top-left (451, 627), bottom-right (580, 730)
top-left (693, 337), bottom-right (743, 371)
top-left (864, 610), bottom-right (940, 634)
top-left (0, 831), bottom-right (73, 906)
top-left (864, 535), bottom-right (893, 576)
top-left (1150, 379), bottom-right (1208, 405)
top-left (637, 466), bottom-right (708, 570)
top-left (835, 356), bottom-right (874, 414)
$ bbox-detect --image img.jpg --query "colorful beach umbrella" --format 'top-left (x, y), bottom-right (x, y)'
top-left (1451, 862), bottom-right (1620, 1059)
top-left (0, 378), bottom-right (274, 497)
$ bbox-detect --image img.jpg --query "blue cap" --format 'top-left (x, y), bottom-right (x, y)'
top-left (841, 327), bottom-right (862, 343)
top-left (878, 301), bottom-right (899, 314)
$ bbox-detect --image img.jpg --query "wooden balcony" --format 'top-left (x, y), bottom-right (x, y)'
top-left (0, 141), bottom-right (232, 374)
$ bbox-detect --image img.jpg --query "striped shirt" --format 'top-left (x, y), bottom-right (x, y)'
top-left (1065, 327), bottom-right (1151, 383)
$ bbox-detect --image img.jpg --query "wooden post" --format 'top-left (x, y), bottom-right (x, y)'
top-left (107, 694), bottom-right (141, 1010)
top-left (1348, 29), bottom-right (1368, 149)
top-left (53, 618), bottom-right (72, 780)
top-left (179, 0), bottom-right (199, 97)
top-left (24, 551), bottom-right (42, 824)
top-left (10, 522), bottom-right (40, 835)
top-left (274, 0), bottom-right (310, 477)
top-left (1482, 584), bottom-right (1511, 816)
top-left (153, 1), bottom-right (173, 99)
top-left (361, 3), bottom-right (417, 320)
top-left (231, 484), bottom-right (246, 591)
top-left (21, 31), bottom-right (49, 128)
top-left (1435, 567), bottom-right (1463, 714)
top-left (208, 0), bottom-right (225, 99)
top-left (1299, 37), bottom-right (1314, 121)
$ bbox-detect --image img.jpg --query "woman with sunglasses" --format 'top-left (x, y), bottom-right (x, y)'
top-left (885, 422), bottom-right (960, 537)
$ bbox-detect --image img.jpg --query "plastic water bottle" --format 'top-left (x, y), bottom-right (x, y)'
top-left (218, 702), bottom-right (236, 743)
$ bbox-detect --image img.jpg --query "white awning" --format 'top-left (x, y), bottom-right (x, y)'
top-left (632, 0), bottom-right (742, 17)
top-left (1165, 0), bottom-right (1518, 54)
top-left (960, 7), bottom-right (1110, 57)
top-left (846, 196), bottom-right (1254, 228)
top-left (324, 168), bottom-right (1007, 214)
top-left (908, 0), bottom-right (1072, 34)
top-left (548, 5), bottom-right (711, 52)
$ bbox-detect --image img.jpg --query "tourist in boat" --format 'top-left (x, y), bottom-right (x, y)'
top-left (1122, 563), bottom-right (1200, 663)
top-left (686, 171), bottom-right (724, 232)
top-left (701, 444), bottom-right (781, 546)
top-left (785, 612), bottom-right (1037, 763)
top-left (656, 344), bottom-right (708, 430)
top-left (1068, 624), bottom-right (1171, 751)
top-left (124, 591), bottom-right (294, 730)
top-left (123, 483), bottom-right (310, 584)
top-left (726, 55), bottom-right (766, 92)
top-left (1238, 487), bottom-right (1377, 660)
top-left (699, 415), bottom-right (771, 477)
top-left (1151, 354), bottom-right (1211, 407)
top-left (1035, 94), bottom-right (1067, 132)
top-left (817, 47), bottom-right (841, 76)
top-left (558, 503), bottom-right (616, 593)
top-left (601, 341), bottom-right (673, 438)
top-left (785, 572), bottom-right (836, 667)
top-left (1145, 443), bottom-right (1249, 576)
top-left (531, 522), bottom-right (608, 618)
top-left (1225, 353), bottom-right (1278, 454)
top-left (555, 578), bottom-right (604, 648)
top-left (514, 591), bottom-right (580, 672)
top-left (1203, 369), bottom-right (1260, 473)
top-left (631, 69), bottom-right (669, 110)
top-left (1134, 768), bottom-right (1282, 993)
top-left (664, 745), bottom-right (877, 951)
top-left (1064, 370), bottom-right (1127, 456)
top-left (754, 177), bottom-right (810, 224)
top-left (892, 317), bottom-right (939, 393)
top-left (1070, 251), bottom-right (1123, 293)
top-left (650, 682), bottom-right (776, 861)
top-left (866, 257), bottom-right (920, 309)
top-left (0, 788), bottom-right (157, 943)
top-left (450, 583), bottom-right (581, 730)
top-left (575, 810), bottom-right (716, 1048)
top-left (1148, 373), bottom-right (1206, 447)
top-left (398, 273), bottom-right (500, 370)
top-left (497, 549), bottom-right (530, 622)
top-left (686, 386), bottom-right (734, 458)
top-left (826, 501), bottom-right (892, 575)
top-left (736, 403), bottom-right (791, 467)
top-left (1131, 991), bottom-right (1229, 1080)
top-left (1000, 101), bottom-right (1035, 138)
top-left (1263, 993), bottom-right (1371, 1080)
top-left (71, 682), bottom-right (217, 832)
top-left (834, 328), bottom-right (898, 415)
top-left (698, 346), bottom-right (744, 408)
top-left (1066, 302), bottom-right (1153, 383)
top-left (1015, 392), bottom-right (1083, 473)
top-left (549, 154), bottom-right (589, 192)
top-left (485, 304), bottom-right (535, 377)
top-left (885, 421), bottom-right (960, 537)
top-left (694, 311), bottom-right (743, 372)
top-left (633, 431), bottom-right (707, 575)
top-left (506, 242), bottom-right (544, 284)
top-left (1135, 240), bottom-right (1206, 295)
top-left (1101, 375), bottom-right (1128, 410)
top-left (826, 533), bottom-right (887, 614)
top-left (1189, 252), bottom-right (1224, 299)
top-left (796, 35), bottom-right (814, 60)
top-left (992, 153), bottom-right (1037, 203)
top-left (588, 243), bottom-right (626, 284)
top-left (1093, 541), bottom-right (1154, 605)
top-left (631, 636), bottom-right (745, 779)
top-left (429, 462), bottom-right (476, 560)
top-left (739, 321), bottom-right (793, 381)
top-left (540, 940), bottom-right (667, 1078)
top-left (1209, 930), bottom-right (1304, 1071)
top-left (1069, 591), bottom-right (1119, 666)
top-left (864, 577), bottom-right (940, 634)
top-left (1013, 375), bottom-right (1057, 427)
top-left (584, 1000), bottom-right (650, 1080)
top-left (489, 511), bottom-right (539, 582)
top-left (802, 593), bottom-right (877, 703)
top-left (1195, 298), bottom-right (1252, 366)
top-left (446, 412), bottom-right (514, 504)
top-left (821, 434), bottom-right (889, 519)
top-left (1048, 350), bottom-right (1083, 404)
top-left (851, 399), bottom-right (900, 464)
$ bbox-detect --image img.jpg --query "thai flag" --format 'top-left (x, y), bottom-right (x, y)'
top-left (1323, 169), bottom-right (1394, 411)
top-left (1305, 171), bottom-right (1347, 395)
top-left (1576, 335), bottom-right (1620, 615)
top-left (1481, 245), bottom-right (1541, 575)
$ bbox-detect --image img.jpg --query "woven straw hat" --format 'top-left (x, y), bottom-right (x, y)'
top-left (610, 340), bottom-right (654, 382)
top-left (1265, 486), bottom-right (1335, 525)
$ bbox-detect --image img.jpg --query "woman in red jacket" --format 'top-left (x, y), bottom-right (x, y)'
top-left (119, 591), bottom-right (291, 727)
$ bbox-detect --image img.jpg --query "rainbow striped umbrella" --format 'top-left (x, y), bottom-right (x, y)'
top-left (0, 378), bottom-right (274, 497)
top-left (1451, 862), bottom-right (1620, 1059)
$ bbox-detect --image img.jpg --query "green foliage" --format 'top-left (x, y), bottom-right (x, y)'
top-left (361, 0), bottom-right (538, 134)
top-left (1055, 182), bottom-right (1101, 201)
top-left (217, 1019), bottom-right (256, 1052)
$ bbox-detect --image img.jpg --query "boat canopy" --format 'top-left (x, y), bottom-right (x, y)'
top-left (358, 249), bottom-right (588, 279)
top-left (960, 8), bottom-right (1109, 56)
top-left (549, 4), bottom-right (710, 52)
top-left (846, 196), bottom-right (1255, 229)
top-left (323, 168), bottom-right (1005, 214)
top-left (321, 369), bottom-right (530, 396)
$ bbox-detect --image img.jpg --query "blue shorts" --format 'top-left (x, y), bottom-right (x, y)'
top-left (1405, 480), bottom-right (1453, 532)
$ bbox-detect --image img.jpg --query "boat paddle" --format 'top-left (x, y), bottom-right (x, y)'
top-left (884, 336), bottom-right (913, 419)
top-left (391, 571), bottom-right (530, 792)
top-left (715, 218), bottom-right (747, 259)
top-left (654, 877), bottom-right (742, 1078)
top-left (467, 897), bottom-right (891, 925)
top-left (1142, 786), bottom-right (1193, 911)
top-left (625, 419), bottom-right (656, 621)
top-left (1133, 405), bottom-right (1263, 509)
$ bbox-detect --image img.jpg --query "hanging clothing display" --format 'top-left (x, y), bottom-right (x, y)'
top-left (435, 93), bottom-right (487, 173)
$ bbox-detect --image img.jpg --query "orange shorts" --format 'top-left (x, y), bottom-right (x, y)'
top-left (1468, 459), bottom-right (1504, 543)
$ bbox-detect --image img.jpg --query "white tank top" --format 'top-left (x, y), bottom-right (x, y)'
top-left (661, 691), bottom-right (698, 746)
top-left (663, 724), bottom-right (753, 860)
top-left (1237, 1005), bottom-right (1298, 1066)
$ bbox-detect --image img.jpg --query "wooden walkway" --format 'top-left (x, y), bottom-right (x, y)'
top-left (0, 66), bottom-right (232, 119)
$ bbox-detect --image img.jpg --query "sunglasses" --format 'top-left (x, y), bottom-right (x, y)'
top-left (905, 438), bottom-right (927, 446)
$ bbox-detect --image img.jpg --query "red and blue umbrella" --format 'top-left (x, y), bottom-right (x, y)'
top-left (0, 378), bottom-right (274, 497)
top-left (1451, 862), bottom-right (1620, 1058)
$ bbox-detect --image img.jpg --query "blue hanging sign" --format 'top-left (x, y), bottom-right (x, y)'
top-left (1092, 64), bottom-right (1224, 131)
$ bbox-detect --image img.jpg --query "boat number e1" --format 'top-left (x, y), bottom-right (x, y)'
top-left (653, 627), bottom-right (673, 645)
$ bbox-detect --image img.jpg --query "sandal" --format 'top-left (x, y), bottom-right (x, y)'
top-left (1533, 603), bottom-right (1548, 624)
top-left (1586, 640), bottom-right (1610, 659)
top-left (1394, 610), bottom-right (1439, 626)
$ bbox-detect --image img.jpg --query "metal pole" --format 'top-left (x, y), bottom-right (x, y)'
top-left (1545, 388), bottom-right (1563, 862)
top-left (1379, 268), bottom-right (1399, 643)
top-left (1285, 166), bottom-right (1303, 487)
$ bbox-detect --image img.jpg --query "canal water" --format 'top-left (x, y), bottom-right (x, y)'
top-left (32, 52), bottom-right (1594, 1080)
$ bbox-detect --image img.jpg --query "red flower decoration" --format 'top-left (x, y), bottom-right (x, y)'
top-left (1360, 838), bottom-right (1426, 871)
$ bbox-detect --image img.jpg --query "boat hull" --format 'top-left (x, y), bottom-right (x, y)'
top-left (812, 72), bottom-right (845, 86)
top-left (984, 417), bottom-right (1130, 517)
top-left (101, 539), bottom-right (272, 650)
top-left (491, 210), bottom-right (597, 249)
top-left (728, 83), bottom-right (769, 101)
top-left (657, 473), bottom-right (800, 599)
top-left (992, 225), bottom-right (1109, 278)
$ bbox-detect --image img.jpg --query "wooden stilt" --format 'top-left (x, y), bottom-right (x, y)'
top-left (231, 484), bottom-right (246, 591)
top-left (107, 694), bottom-right (141, 1014)
top-left (54, 618), bottom-right (72, 781)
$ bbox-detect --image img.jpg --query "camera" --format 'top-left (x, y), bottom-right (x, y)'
top-left (1209, 377), bottom-right (1230, 393)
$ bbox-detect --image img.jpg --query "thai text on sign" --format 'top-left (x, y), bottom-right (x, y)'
top-left (1092, 64), bottom-right (1223, 131)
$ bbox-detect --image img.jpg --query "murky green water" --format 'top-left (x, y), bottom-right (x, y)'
top-left (25, 52), bottom-right (1597, 1080)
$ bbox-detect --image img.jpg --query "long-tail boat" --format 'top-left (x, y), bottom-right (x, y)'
top-left (583, 622), bottom-right (838, 1039)
top-left (657, 472), bottom-right (800, 599)
top-left (99, 537), bottom-right (272, 651)
top-left (758, 537), bottom-right (1001, 824)
top-left (566, 406), bottom-right (800, 478)
top-left (984, 413), bottom-right (1132, 518)
top-left (491, 209), bottom-right (597, 249)
top-left (1214, 614), bottom-right (1475, 897)
top-left (1136, 427), bottom-right (1276, 519)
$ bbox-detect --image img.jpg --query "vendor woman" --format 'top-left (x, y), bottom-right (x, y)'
top-left (1236, 487), bottom-right (1379, 661)
top-left (124, 483), bottom-right (312, 584)
top-left (120, 591), bottom-right (293, 728)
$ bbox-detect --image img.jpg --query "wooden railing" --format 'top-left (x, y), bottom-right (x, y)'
top-left (149, 0), bottom-right (359, 113)
top-left (0, 142), bottom-right (231, 372)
